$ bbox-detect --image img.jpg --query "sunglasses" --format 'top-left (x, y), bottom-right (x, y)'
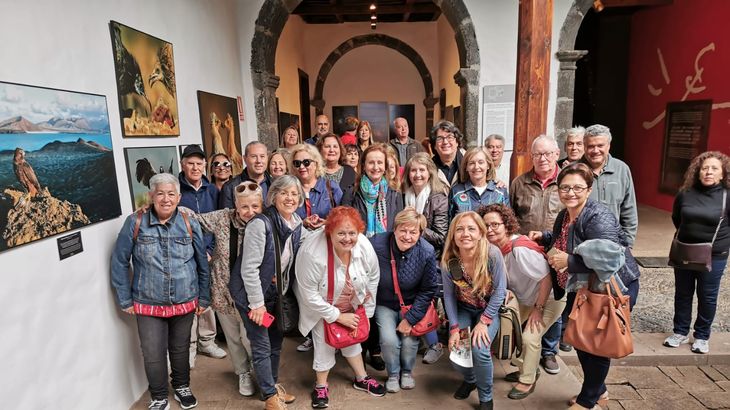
top-left (235, 182), bottom-right (261, 193)
top-left (293, 159), bottom-right (314, 168)
top-left (212, 161), bottom-right (232, 168)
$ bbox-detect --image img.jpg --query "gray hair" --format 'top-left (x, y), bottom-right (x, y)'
top-left (585, 124), bottom-right (612, 142)
top-left (530, 134), bottom-right (559, 153)
top-left (149, 173), bottom-right (179, 194)
top-left (266, 174), bottom-right (305, 208)
top-left (565, 126), bottom-right (586, 140)
top-left (485, 134), bottom-right (505, 145)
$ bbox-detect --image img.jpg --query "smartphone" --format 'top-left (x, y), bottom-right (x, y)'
top-left (261, 312), bottom-right (275, 328)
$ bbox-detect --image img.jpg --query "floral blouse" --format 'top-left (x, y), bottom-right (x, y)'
top-left (554, 215), bottom-right (571, 289)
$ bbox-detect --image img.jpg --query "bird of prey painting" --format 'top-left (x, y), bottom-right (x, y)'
top-left (111, 23), bottom-right (151, 119)
top-left (149, 43), bottom-right (176, 97)
top-left (13, 148), bottom-right (42, 201)
top-left (135, 157), bottom-right (174, 189)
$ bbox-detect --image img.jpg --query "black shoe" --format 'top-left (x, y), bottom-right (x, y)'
top-left (453, 381), bottom-right (476, 400)
top-left (559, 339), bottom-right (573, 352)
top-left (505, 368), bottom-right (540, 383)
top-left (173, 385), bottom-right (198, 409)
top-left (353, 375), bottom-right (386, 397)
top-left (479, 399), bottom-right (494, 410)
top-left (311, 385), bottom-right (329, 408)
top-left (369, 354), bottom-right (386, 371)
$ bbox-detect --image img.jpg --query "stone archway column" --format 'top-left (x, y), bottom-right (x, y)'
top-left (253, 72), bottom-right (281, 151)
top-left (554, 49), bottom-right (588, 150)
top-left (454, 67), bottom-right (480, 146)
top-left (423, 96), bottom-right (438, 134)
top-left (311, 99), bottom-right (325, 117)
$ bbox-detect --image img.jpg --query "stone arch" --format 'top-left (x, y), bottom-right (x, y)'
top-left (250, 0), bottom-right (481, 150)
top-left (553, 0), bottom-right (593, 149)
top-left (310, 34), bottom-right (436, 135)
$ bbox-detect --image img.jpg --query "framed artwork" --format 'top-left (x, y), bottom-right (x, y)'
top-left (359, 101), bottom-right (389, 143)
top-left (332, 105), bottom-right (358, 136)
top-left (388, 104), bottom-right (415, 140)
top-left (110, 21), bottom-right (179, 137)
top-left (124, 146), bottom-right (179, 210)
top-left (0, 81), bottom-right (121, 253)
top-left (197, 91), bottom-right (243, 175)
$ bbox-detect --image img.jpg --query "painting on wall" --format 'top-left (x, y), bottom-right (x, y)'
top-left (388, 104), bottom-right (415, 140)
top-left (0, 81), bottom-right (122, 253)
top-left (110, 21), bottom-right (179, 137)
top-left (197, 91), bottom-right (243, 175)
top-left (124, 146), bottom-right (179, 210)
top-left (332, 106), bottom-right (359, 136)
top-left (359, 102), bottom-right (389, 143)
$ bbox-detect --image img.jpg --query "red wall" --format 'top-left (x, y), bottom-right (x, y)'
top-left (624, 0), bottom-right (730, 211)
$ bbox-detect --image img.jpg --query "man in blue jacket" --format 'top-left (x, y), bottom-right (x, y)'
top-left (178, 144), bottom-right (227, 367)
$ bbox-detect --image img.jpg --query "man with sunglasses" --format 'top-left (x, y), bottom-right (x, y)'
top-left (219, 141), bottom-right (272, 210)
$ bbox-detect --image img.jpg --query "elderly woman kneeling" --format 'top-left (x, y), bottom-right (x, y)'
top-left (294, 206), bottom-right (385, 409)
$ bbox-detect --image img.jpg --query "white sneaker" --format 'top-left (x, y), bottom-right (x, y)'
top-left (385, 375), bottom-right (400, 393)
top-left (663, 333), bottom-right (689, 348)
top-left (691, 338), bottom-right (709, 354)
top-left (238, 371), bottom-right (255, 396)
top-left (297, 337), bottom-right (313, 352)
top-left (198, 343), bottom-right (227, 359)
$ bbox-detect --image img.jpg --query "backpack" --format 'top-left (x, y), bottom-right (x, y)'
top-left (492, 290), bottom-right (523, 360)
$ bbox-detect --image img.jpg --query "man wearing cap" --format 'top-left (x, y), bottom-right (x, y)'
top-left (179, 145), bottom-right (228, 366)
top-left (219, 141), bottom-right (271, 209)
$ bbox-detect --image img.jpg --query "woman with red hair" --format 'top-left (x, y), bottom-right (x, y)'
top-left (294, 206), bottom-right (385, 408)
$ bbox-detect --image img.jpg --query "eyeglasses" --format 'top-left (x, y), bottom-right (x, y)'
top-left (531, 152), bottom-right (556, 160)
top-left (558, 185), bottom-right (588, 194)
top-left (435, 134), bottom-right (456, 144)
top-left (485, 222), bottom-right (504, 231)
top-left (235, 182), bottom-right (261, 193)
top-left (293, 159), bottom-right (314, 168)
top-left (212, 161), bottom-right (232, 168)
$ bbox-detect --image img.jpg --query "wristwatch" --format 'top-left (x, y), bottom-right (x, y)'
top-left (534, 304), bottom-right (545, 312)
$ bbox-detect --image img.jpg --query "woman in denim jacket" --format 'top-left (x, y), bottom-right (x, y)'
top-left (111, 173), bottom-right (210, 410)
top-left (450, 147), bottom-right (509, 217)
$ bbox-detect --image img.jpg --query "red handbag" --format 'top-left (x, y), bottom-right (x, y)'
top-left (390, 248), bottom-right (441, 337)
top-left (323, 237), bottom-right (370, 349)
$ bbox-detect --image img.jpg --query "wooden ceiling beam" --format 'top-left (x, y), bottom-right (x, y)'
top-left (403, 0), bottom-right (415, 22)
top-left (593, 0), bottom-right (672, 11)
top-left (293, 3), bottom-right (440, 16)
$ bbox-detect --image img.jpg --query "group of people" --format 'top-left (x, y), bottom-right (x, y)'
top-left (110, 114), bottom-right (730, 410)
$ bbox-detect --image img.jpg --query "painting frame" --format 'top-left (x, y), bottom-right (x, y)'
top-left (196, 91), bottom-right (244, 175)
top-left (123, 146), bottom-right (180, 210)
top-left (0, 80), bottom-right (122, 253)
top-left (110, 20), bottom-right (180, 138)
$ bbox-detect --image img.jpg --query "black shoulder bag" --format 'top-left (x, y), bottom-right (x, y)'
top-left (669, 189), bottom-right (727, 272)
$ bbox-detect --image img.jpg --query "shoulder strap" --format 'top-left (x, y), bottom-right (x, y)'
top-left (390, 243), bottom-right (406, 308)
top-left (229, 219), bottom-right (239, 270)
top-left (133, 209), bottom-right (144, 242)
top-left (180, 211), bottom-right (193, 239)
top-left (326, 179), bottom-right (336, 209)
top-left (710, 189), bottom-right (728, 244)
top-left (326, 236), bottom-right (335, 304)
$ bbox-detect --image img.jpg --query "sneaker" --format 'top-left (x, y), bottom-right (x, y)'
top-left (238, 371), bottom-right (255, 396)
top-left (422, 343), bottom-right (444, 364)
top-left (173, 385), bottom-right (198, 409)
top-left (353, 375), bottom-right (386, 397)
top-left (369, 354), bottom-right (386, 371)
top-left (148, 398), bottom-right (170, 410)
top-left (453, 381), bottom-right (476, 400)
top-left (691, 338), bottom-right (709, 354)
top-left (664, 333), bottom-right (690, 348)
top-left (276, 383), bottom-right (296, 404)
top-left (540, 354), bottom-right (560, 375)
top-left (400, 372), bottom-right (415, 390)
top-left (386, 375), bottom-right (400, 393)
top-left (198, 343), bottom-right (227, 359)
top-left (297, 337), bottom-right (314, 352)
top-left (479, 399), bottom-right (494, 410)
top-left (311, 385), bottom-right (329, 409)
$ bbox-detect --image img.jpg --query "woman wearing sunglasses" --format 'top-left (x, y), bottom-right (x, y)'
top-left (209, 153), bottom-right (233, 192)
top-left (289, 143), bottom-right (343, 229)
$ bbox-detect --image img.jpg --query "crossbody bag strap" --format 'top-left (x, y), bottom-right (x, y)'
top-left (710, 189), bottom-right (728, 244)
top-left (133, 209), bottom-right (145, 242)
top-left (390, 244), bottom-right (406, 308)
top-left (326, 237), bottom-right (335, 304)
top-left (229, 219), bottom-right (239, 271)
top-left (326, 179), bottom-right (336, 209)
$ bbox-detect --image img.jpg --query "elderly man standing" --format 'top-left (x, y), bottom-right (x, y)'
top-left (510, 135), bottom-right (565, 375)
top-left (219, 141), bottom-right (271, 209)
top-left (485, 134), bottom-right (509, 185)
top-left (390, 117), bottom-right (424, 167)
top-left (178, 145), bottom-right (227, 370)
top-left (305, 114), bottom-right (331, 146)
top-left (558, 126), bottom-right (585, 168)
top-left (430, 120), bottom-right (464, 188)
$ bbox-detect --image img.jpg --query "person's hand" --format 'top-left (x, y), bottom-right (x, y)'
top-left (248, 306), bottom-right (267, 326)
top-left (304, 214), bottom-right (325, 229)
top-left (196, 306), bottom-right (207, 316)
top-left (448, 331), bottom-right (461, 351)
top-left (495, 179), bottom-right (507, 189)
top-left (527, 308), bottom-right (546, 333)
top-left (528, 231), bottom-right (543, 242)
top-left (548, 250), bottom-right (569, 271)
top-left (471, 322), bottom-right (491, 349)
top-left (122, 306), bottom-right (135, 315)
top-left (505, 290), bottom-right (514, 304)
top-left (224, 114), bottom-right (234, 130)
top-left (396, 319), bottom-right (413, 336)
top-left (177, 206), bottom-right (195, 217)
top-left (336, 312), bottom-right (360, 330)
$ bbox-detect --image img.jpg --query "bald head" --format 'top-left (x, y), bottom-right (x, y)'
top-left (394, 117), bottom-right (409, 142)
top-left (315, 115), bottom-right (330, 138)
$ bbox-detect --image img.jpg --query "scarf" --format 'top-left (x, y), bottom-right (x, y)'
top-left (405, 185), bottom-right (431, 214)
top-left (361, 176), bottom-right (389, 237)
top-left (498, 234), bottom-right (545, 256)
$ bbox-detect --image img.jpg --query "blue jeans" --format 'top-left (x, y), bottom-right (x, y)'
top-left (673, 257), bottom-right (727, 340)
top-left (240, 284), bottom-right (283, 400)
top-left (375, 305), bottom-right (420, 376)
top-left (452, 305), bottom-right (500, 403)
top-left (136, 312), bottom-right (195, 400)
top-left (575, 349), bottom-right (610, 408)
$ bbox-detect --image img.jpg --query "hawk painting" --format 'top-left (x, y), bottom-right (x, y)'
top-left (13, 148), bottom-right (41, 198)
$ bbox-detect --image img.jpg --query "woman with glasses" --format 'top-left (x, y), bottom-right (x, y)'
top-left (529, 163), bottom-right (640, 410)
top-left (441, 211), bottom-right (506, 410)
top-left (294, 206), bottom-right (385, 408)
top-left (289, 143), bottom-right (343, 228)
top-left (209, 153), bottom-right (233, 192)
top-left (267, 149), bottom-right (290, 179)
top-left (316, 133), bottom-right (357, 193)
top-left (450, 147), bottom-right (509, 217)
top-left (280, 126), bottom-right (301, 150)
top-left (229, 175), bottom-right (305, 410)
top-left (479, 203), bottom-right (564, 400)
top-left (187, 181), bottom-right (264, 397)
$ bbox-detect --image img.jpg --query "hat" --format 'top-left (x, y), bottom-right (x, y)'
top-left (181, 144), bottom-right (205, 159)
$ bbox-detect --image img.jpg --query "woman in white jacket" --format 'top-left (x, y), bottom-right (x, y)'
top-left (294, 206), bottom-right (385, 409)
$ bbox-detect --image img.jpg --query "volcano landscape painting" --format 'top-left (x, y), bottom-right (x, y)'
top-left (0, 81), bottom-right (122, 253)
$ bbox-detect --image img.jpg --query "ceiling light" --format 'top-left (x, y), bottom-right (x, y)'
top-left (370, 14), bottom-right (377, 20)
top-left (369, 4), bottom-right (376, 11)
top-left (371, 22), bottom-right (377, 29)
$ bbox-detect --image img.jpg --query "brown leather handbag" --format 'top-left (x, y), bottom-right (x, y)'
top-left (564, 276), bottom-right (633, 359)
top-left (668, 190), bottom-right (726, 272)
